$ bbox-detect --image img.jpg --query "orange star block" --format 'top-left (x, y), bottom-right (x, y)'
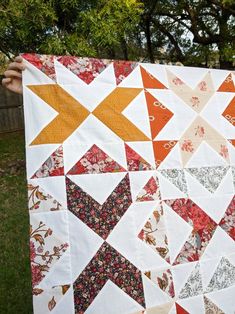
top-left (93, 87), bottom-right (150, 141)
top-left (28, 84), bottom-right (90, 145)
top-left (140, 66), bottom-right (167, 89)
top-left (218, 73), bottom-right (235, 92)
top-left (145, 90), bottom-right (174, 139)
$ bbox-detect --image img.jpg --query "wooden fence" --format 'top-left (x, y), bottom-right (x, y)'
top-left (0, 76), bottom-right (24, 133)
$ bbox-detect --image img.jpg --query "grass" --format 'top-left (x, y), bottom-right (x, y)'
top-left (0, 131), bottom-right (33, 314)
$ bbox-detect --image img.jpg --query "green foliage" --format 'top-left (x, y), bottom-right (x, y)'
top-left (0, 0), bottom-right (234, 68)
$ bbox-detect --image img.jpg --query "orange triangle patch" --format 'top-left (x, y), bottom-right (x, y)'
top-left (67, 144), bottom-right (126, 174)
top-left (31, 145), bottom-right (64, 178)
top-left (222, 96), bottom-right (235, 126)
top-left (152, 140), bottom-right (177, 167)
top-left (140, 66), bottom-right (167, 89)
top-left (229, 139), bottom-right (235, 147)
top-left (145, 90), bottom-right (173, 139)
top-left (218, 73), bottom-right (235, 92)
top-left (125, 143), bottom-right (153, 171)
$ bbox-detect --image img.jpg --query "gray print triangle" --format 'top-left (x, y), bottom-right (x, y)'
top-left (179, 263), bottom-right (203, 299)
top-left (205, 257), bottom-right (235, 293)
top-left (159, 169), bottom-right (187, 194)
top-left (186, 166), bottom-right (229, 193)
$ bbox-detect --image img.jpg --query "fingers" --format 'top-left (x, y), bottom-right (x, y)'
top-left (2, 77), bottom-right (12, 87)
top-left (7, 61), bottom-right (25, 71)
top-left (14, 56), bottom-right (24, 63)
top-left (4, 69), bottom-right (22, 79)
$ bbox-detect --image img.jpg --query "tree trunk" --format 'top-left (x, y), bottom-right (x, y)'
top-left (145, 19), bottom-right (154, 63)
top-left (121, 38), bottom-right (129, 60)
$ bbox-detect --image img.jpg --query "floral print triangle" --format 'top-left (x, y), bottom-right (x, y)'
top-left (31, 146), bottom-right (64, 178)
top-left (186, 166), bottom-right (229, 193)
top-left (138, 204), bottom-right (170, 262)
top-left (113, 60), bottom-right (137, 85)
top-left (205, 257), bottom-right (235, 293)
top-left (67, 144), bottom-right (126, 174)
top-left (33, 285), bottom-right (71, 312)
top-left (203, 296), bottom-right (225, 314)
top-left (219, 195), bottom-right (235, 240)
top-left (159, 169), bottom-right (187, 194)
top-left (28, 183), bottom-right (64, 213)
top-left (136, 176), bottom-right (161, 201)
top-left (125, 143), bottom-right (153, 171)
top-left (179, 263), bottom-right (203, 299)
top-left (30, 219), bottom-right (69, 288)
top-left (144, 268), bottom-right (175, 298)
top-left (165, 198), bottom-right (217, 264)
top-left (57, 56), bottom-right (112, 84)
top-left (21, 53), bottom-right (56, 80)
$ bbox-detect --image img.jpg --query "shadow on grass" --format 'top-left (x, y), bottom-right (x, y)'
top-left (0, 131), bottom-right (33, 313)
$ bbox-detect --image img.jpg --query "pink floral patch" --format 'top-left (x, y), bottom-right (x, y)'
top-left (31, 146), bottom-right (64, 178)
top-left (194, 125), bottom-right (205, 137)
top-left (198, 81), bottom-right (207, 91)
top-left (172, 77), bottom-right (184, 85)
top-left (181, 139), bottom-right (194, 153)
top-left (190, 96), bottom-right (200, 108)
top-left (220, 144), bottom-right (229, 159)
top-left (67, 144), bottom-right (126, 174)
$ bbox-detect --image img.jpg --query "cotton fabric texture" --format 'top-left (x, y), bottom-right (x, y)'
top-left (22, 53), bottom-right (235, 314)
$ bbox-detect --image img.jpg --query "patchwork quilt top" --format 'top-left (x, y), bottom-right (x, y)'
top-left (22, 53), bottom-right (235, 314)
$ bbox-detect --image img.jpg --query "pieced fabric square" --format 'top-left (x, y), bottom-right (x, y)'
top-left (22, 54), bottom-right (235, 314)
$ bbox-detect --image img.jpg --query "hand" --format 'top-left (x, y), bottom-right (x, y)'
top-left (2, 56), bottom-right (25, 94)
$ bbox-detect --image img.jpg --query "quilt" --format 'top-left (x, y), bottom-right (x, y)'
top-left (22, 53), bottom-right (235, 314)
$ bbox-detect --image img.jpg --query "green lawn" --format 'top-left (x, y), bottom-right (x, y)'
top-left (0, 131), bottom-right (33, 313)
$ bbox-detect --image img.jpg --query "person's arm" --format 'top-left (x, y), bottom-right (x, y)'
top-left (2, 56), bottom-right (25, 94)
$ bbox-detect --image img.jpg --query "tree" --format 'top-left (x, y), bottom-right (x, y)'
top-left (0, 0), bottom-right (234, 69)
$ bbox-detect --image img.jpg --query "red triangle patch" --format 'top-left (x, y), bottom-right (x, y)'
top-left (218, 73), bottom-right (235, 92)
top-left (31, 145), bottom-right (64, 178)
top-left (22, 53), bottom-right (56, 80)
top-left (140, 66), bottom-right (167, 89)
top-left (145, 90), bottom-right (174, 139)
top-left (152, 140), bottom-right (177, 168)
top-left (56, 56), bottom-right (112, 84)
top-left (113, 60), bottom-right (137, 85)
top-left (67, 144), bottom-right (126, 174)
top-left (125, 143), bottom-right (153, 171)
top-left (136, 176), bottom-right (160, 201)
top-left (176, 303), bottom-right (189, 314)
